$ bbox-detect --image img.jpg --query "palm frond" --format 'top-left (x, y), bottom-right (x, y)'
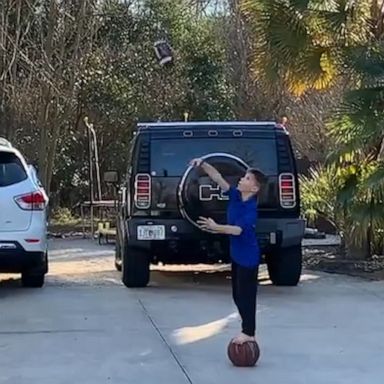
top-left (327, 115), bottom-right (375, 156)
top-left (344, 44), bottom-right (384, 79)
top-left (336, 171), bottom-right (359, 205)
top-left (326, 84), bottom-right (384, 158)
top-left (360, 163), bottom-right (384, 191)
top-left (242, 0), bottom-right (373, 95)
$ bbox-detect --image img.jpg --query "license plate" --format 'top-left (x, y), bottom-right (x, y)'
top-left (137, 225), bottom-right (165, 240)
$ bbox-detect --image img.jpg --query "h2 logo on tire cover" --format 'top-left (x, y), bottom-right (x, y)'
top-left (199, 184), bottom-right (229, 201)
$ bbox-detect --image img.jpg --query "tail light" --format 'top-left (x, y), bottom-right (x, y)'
top-left (134, 173), bottom-right (151, 209)
top-left (279, 173), bottom-right (296, 208)
top-left (14, 191), bottom-right (47, 210)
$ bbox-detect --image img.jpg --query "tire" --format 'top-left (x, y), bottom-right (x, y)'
top-left (266, 245), bottom-right (302, 286)
top-left (21, 252), bottom-right (48, 288)
top-left (21, 272), bottom-right (45, 288)
top-left (122, 238), bottom-right (150, 288)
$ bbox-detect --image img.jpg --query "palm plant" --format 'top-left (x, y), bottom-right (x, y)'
top-left (325, 43), bottom-right (384, 257)
top-left (300, 161), bottom-right (384, 258)
top-left (241, 0), bottom-right (373, 95)
top-left (242, 0), bottom-right (384, 257)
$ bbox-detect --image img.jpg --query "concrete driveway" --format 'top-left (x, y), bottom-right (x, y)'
top-left (1, 239), bottom-right (384, 384)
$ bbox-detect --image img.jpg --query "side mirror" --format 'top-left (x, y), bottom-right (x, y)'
top-left (103, 170), bottom-right (119, 184)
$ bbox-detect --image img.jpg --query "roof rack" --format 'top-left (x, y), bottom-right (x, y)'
top-left (138, 121), bottom-right (275, 127)
top-left (136, 121), bottom-right (284, 131)
top-left (0, 137), bottom-right (12, 148)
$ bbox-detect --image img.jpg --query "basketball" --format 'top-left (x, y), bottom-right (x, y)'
top-left (227, 339), bottom-right (260, 367)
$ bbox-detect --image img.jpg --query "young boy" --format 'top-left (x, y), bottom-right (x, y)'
top-left (190, 158), bottom-right (266, 344)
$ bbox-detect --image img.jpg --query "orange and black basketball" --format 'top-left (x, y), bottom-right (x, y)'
top-left (227, 339), bottom-right (260, 367)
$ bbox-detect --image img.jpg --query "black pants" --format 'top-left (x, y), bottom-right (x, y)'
top-left (231, 261), bottom-right (259, 337)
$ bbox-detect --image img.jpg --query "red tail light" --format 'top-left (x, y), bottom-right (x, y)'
top-left (14, 191), bottom-right (47, 211)
top-left (134, 174), bottom-right (151, 209)
top-left (279, 173), bottom-right (296, 208)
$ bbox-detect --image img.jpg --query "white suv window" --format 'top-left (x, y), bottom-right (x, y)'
top-left (0, 151), bottom-right (28, 187)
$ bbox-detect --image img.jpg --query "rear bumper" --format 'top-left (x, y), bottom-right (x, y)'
top-left (0, 241), bottom-right (47, 273)
top-left (126, 217), bottom-right (306, 251)
top-left (255, 218), bottom-right (306, 248)
top-left (0, 227), bottom-right (47, 253)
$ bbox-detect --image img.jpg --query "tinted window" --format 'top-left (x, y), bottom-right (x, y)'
top-left (0, 152), bottom-right (27, 187)
top-left (151, 138), bottom-right (278, 176)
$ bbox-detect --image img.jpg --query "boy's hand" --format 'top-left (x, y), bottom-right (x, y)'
top-left (189, 157), bottom-right (230, 193)
top-left (197, 217), bottom-right (218, 232)
top-left (189, 158), bottom-right (203, 168)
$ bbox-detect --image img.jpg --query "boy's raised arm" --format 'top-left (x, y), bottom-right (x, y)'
top-left (190, 158), bottom-right (230, 192)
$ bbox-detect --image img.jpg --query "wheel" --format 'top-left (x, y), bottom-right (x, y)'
top-left (21, 272), bottom-right (45, 288)
top-left (266, 245), bottom-right (302, 286)
top-left (114, 240), bottom-right (122, 271)
top-left (122, 238), bottom-right (150, 288)
top-left (21, 252), bottom-right (48, 288)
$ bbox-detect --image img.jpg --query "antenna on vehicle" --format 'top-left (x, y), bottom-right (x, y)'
top-left (184, 112), bottom-right (189, 122)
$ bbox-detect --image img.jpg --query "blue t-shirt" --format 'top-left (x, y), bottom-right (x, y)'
top-left (225, 186), bottom-right (260, 267)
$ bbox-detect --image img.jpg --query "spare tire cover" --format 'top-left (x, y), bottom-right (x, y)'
top-left (178, 153), bottom-right (249, 228)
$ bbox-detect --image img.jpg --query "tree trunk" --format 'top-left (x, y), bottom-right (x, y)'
top-left (39, 0), bottom-right (93, 193)
top-left (37, 0), bottom-right (56, 187)
top-left (0, 3), bottom-right (9, 137)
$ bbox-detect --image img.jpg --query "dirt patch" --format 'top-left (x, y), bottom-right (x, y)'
top-left (303, 246), bottom-right (384, 281)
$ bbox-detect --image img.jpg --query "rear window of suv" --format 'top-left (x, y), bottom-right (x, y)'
top-left (150, 138), bottom-right (278, 176)
top-left (0, 151), bottom-right (27, 187)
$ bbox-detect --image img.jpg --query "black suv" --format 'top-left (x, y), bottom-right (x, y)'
top-left (114, 121), bottom-right (305, 288)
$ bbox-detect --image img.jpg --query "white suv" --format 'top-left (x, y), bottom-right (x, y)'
top-left (0, 138), bottom-right (48, 287)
